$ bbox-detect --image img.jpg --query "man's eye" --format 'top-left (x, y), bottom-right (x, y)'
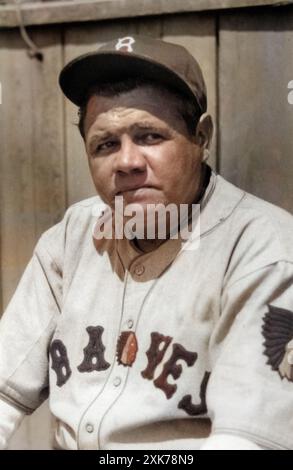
top-left (141, 133), bottom-right (163, 144)
top-left (96, 141), bottom-right (116, 153)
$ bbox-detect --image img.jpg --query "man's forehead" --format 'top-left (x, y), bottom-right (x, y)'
top-left (86, 85), bottom-right (180, 113)
top-left (84, 90), bottom-right (186, 137)
top-left (86, 106), bottom-right (170, 138)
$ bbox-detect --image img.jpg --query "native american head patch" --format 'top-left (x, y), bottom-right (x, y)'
top-left (116, 331), bottom-right (138, 367)
top-left (262, 305), bottom-right (293, 382)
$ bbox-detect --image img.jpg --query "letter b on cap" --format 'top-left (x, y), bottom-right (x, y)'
top-left (115, 37), bottom-right (135, 53)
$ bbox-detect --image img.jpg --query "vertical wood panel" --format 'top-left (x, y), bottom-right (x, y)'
top-left (135, 14), bottom-right (162, 37)
top-left (219, 11), bottom-right (293, 212)
top-left (0, 26), bottom-right (65, 450)
top-left (1, 29), bottom-right (35, 307)
top-left (0, 27), bottom-right (66, 307)
top-left (162, 13), bottom-right (218, 169)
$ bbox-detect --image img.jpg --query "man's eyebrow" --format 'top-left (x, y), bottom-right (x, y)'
top-left (90, 130), bottom-right (114, 140)
top-left (87, 121), bottom-right (169, 151)
top-left (87, 132), bottom-right (114, 152)
top-left (131, 121), bottom-right (166, 130)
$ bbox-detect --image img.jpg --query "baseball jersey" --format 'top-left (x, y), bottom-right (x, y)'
top-left (1, 167), bottom-right (293, 450)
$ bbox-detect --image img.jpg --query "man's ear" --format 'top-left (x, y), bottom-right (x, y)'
top-left (195, 113), bottom-right (213, 151)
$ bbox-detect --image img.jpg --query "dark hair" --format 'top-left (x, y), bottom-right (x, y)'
top-left (77, 77), bottom-right (202, 139)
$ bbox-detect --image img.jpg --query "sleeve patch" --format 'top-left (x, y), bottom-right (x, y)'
top-left (262, 304), bottom-right (293, 382)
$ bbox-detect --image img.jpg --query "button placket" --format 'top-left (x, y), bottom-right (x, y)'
top-left (113, 376), bottom-right (122, 387)
top-left (78, 363), bottom-right (129, 449)
top-left (86, 423), bottom-right (94, 434)
top-left (78, 270), bottom-right (153, 450)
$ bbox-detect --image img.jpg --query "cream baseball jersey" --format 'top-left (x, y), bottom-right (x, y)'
top-left (1, 168), bottom-right (293, 450)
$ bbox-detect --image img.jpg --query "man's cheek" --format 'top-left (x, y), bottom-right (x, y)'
top-left (95, 179), bottom-right (113, 204)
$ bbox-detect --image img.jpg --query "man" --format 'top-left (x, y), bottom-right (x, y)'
top-left (0, 35), bottom-right (293, 450)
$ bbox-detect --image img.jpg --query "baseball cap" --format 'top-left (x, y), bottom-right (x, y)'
top-left (59, 35), bottom-right (207, 113)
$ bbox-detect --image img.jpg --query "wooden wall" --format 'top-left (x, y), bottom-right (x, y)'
top-left (1, 5), bottom-right (293, 449)
top-left (219, 10), bottom-right (293, 211)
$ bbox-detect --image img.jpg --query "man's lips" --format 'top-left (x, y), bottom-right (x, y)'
top-left (115, 185), bottom-right (154, 195)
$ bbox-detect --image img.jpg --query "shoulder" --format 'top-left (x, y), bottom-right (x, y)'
top-left (49, 195), bottom-right (103, 231)
top-left (216, 174), bottom-right (293, 245)
top-left (35, 195), bottom-right (104, 261)
top-left (213, 175), bottom-right (293, 282)
top-left (234, 183), bottom-right (293, 259)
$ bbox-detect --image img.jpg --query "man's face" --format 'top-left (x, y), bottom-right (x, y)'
top-left (84, 85), bottom-right (203, 213)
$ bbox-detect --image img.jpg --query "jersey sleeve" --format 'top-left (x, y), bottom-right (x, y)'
top-left (207, 260), bottom-right (293, 449)
top-left (0, 231), bottom-right (63, 415)
top-left (0, 397), bottom-right (26, 450)
top-left (200, 433), bottom-right (262, 450)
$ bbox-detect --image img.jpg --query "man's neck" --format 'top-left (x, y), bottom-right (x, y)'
top-left (133, 237), bottom-right (166, 253)
top-left (133, 164), bottom-right (210, 254)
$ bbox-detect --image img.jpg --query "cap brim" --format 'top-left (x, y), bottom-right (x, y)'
top-left (59, 51), bottom-right (200, 109)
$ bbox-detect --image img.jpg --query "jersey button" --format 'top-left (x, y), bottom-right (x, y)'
top-left (86, 423), bottom-right (94, 433)
top-left (127, 319), bottom-right (134, 328)
top-left (113, 376), bottom-right (121, 387)
top-left (134, 265), bottom-right (145, 276)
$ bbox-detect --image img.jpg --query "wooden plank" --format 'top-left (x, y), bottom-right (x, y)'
top-left (162, 13), bottom-right (217, 170)
top-left (219, 10), bottom-right (293, 212)
top-left (0, 94), bottom-right (3, 315)
top-left (0, 0), bottom-right (293, 29)
top-left (0, 224), bottom-right (2, 315)
top-left (0, 26), bottom-right (65, 450)
top-left (0, 29), bottom-right (35, 307)
top-left (135, 12), bottom-right (162, 38)
top-left (2, 0), bottom-right (40, 3)
top-left (0, 27), bottom-right (66, 308)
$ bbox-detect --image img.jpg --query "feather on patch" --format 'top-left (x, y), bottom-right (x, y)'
top-left (262, 305), bottom-right (293, 381)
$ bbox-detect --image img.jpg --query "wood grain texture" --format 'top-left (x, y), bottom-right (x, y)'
top-left (219, 10), bottom-right (293, 211)
top-left (0, 27), bottom-right (65, 449)
top-left (0, 27), bottom-right (66, 307)
top-left (1, 0), bottom-right (292, 28)
top-left (162, 13), bottom-right (217, 169)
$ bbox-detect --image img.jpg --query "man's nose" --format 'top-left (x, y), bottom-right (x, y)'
top-left (113, 136), bottom-right (147, 174)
